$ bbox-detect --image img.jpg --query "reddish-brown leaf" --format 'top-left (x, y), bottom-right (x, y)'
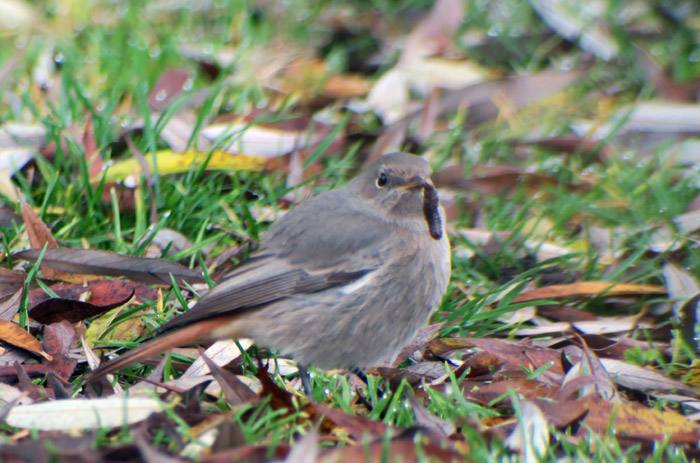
top-left (319, 433), bottom-right (464, 463)
top-left (309, 400), bottom-right (391, 441)
top-left (20, 201), bottom-right (58, 249)
top-left (13, 361), bottom-right (43, 401)
top-left (28, 279), bottom-right (157, 308)
top-left (29, 289), bottom-right (135, 325)
top-left (426, 337), bottom-right (565, 377)
top-left (83, 114), bottom-right (103, 179)
top-left (465, 379), bottom-right (559, 405)
top-left (41, 321), bottom-right (77, 380)
top-left (148, 68), bottom-right (193, 111)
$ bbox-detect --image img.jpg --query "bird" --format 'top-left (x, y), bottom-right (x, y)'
top-left (87, 152), bottom-right (451, 394)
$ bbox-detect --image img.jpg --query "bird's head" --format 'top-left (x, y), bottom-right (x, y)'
top-left (352, 152), bottom-right (443, 240)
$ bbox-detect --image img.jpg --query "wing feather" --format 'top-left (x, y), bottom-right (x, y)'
top-left (158, 188), bottom-right (389, 332)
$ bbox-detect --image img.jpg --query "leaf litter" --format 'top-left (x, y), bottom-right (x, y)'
top-left (1, 0), bottom-right (700, 461)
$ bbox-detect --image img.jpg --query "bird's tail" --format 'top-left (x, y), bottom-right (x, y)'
top-left (85, 314), bottom-right (236, 381)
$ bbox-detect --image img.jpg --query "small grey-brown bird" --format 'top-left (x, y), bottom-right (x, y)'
top-left (89, 152), bottom-right (451, 392)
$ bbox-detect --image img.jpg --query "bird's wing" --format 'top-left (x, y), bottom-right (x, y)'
top-left (158, 192), bottom-right (389, 332)
top-left (262, 189), bottom-right (391, 271)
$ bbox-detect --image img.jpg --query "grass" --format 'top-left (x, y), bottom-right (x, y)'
top-left (1, 0), bottom-right (700, 462)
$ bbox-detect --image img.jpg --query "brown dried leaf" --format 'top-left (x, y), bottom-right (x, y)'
top-left (0, 320), bottom-right (51, 360)
top-left (561, 336), bottom-right (616, 400)
top-left (319, 432), bottom-right (463, 463)
top-left (0, 288), bottom-right (22, 321)
top-left (148, 68), bottom-right (193, 111)
top-left (513, 281), bottom-right (666, 303)
top-left (401, 0), bottom-right (464, 63)
top-left (200, 353), bottom-right (256, 406)
top-left (426, 337), bottom-right (565, 377)
top-left (28, 278), bottom-right (157, 307)
top-left (41, 321), bottom-right (77, 380)
top-left (83, 114), bottom-right (103, 179)
top-left (13, 361), bottom-right (42, 400)
top-left (465, 379), bottom-right (559, 405)
top-left (15, 248), bottom-right (205, 285)
top-left (20, 201), bottom-right (75, 282)
top-left (583, 398), bottom-right (700, 438)
top-left (309, 400), bottom-right (391, 441)
top-left (435, 165), bottom-right (590, 195)
top-left (29, 288), bottom-right (135, 325)
top-left (391, 322), bottom-right (444, 367)
top-left (406, 392), bottom-right (456, 437)
top-left (20, 201), bottom-right (57, 249)
top-left (323, 74), bottom-right (371, 98)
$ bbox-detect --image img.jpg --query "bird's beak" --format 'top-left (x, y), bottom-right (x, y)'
top-left (400, 176), bottom-right (433, 191)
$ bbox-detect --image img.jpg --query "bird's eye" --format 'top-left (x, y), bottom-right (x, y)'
top-left (376, 172), bottom-right (388, 188)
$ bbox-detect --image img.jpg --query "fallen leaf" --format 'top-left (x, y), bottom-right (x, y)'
top-left (20, 201), bottom-right (77, 282)
top-left (0, 320), bottom-right (52, 360)
top-left (174, 339), bottom-right (251, 390)
top-left (0, 288), bottom-right (22, 321)
top-left (583, 397), bottom-right (700, 437)
top-left (531, 0), bottom-right (619, 60)
top-left (100, 150), bottom-right (271, 185)
top-left (41, 321), bottom-right (77, 380)
top-left (506, 399), bottom-right (549, 463)
top-left (15, 248), bottom-right (205, 286)
top-left (465, 379), bottom-right (559, 405)
top-left (662, 263), bottom-right (700, 315)
top-left (5, 397), bottom-right (163, 430)
top-left (28, 279), bottom-right (157, 308)
top-left (319, 432), bottom-right (463, 463)
top-left (513, 281), bottom-right (666, 303)
top-left (401, 0), bottom-right (464, 63)
top-left (199, 117), bottom-right (333, 159)
top-left (29, 290), bottom-right (134, 325)
top-left (283, 428), bottom-right (319, 463)
top-left (426, 337), bottom-right (565, 378)
top-left (600, 358), bottom-right (697, 397)
top-left (199, 354), bottom-right (256, 405)
top-left (561, 338), bottom-right (616, 400)
top-left (148, 68), bottom-right (193, 111)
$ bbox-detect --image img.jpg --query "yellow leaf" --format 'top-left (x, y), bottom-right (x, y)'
top-left (108, 309), bottom-right (147, 342)
top-left (84, 307), bottom-right (121, 346)
top-left (99, 150), bottom-right (269, 183)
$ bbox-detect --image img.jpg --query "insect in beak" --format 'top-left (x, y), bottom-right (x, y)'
top-left (422, 183), bottom-right (443, 240)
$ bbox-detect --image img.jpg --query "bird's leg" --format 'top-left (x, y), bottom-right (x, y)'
top-left (352, 367), bottom-right (386, 397)
top-left (351, 367), bottom-right (369, 385)
top-left (298, 364), bottom-right (314, 397)
top-left (351, 367), bottom-right (390, 413)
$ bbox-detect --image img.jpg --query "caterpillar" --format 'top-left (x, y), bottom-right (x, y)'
top-left (422, 185), bottom-right (443, 240)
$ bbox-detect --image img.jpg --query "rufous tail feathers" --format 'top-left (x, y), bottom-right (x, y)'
top-left (86, 314), bottom-right (239, 381)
